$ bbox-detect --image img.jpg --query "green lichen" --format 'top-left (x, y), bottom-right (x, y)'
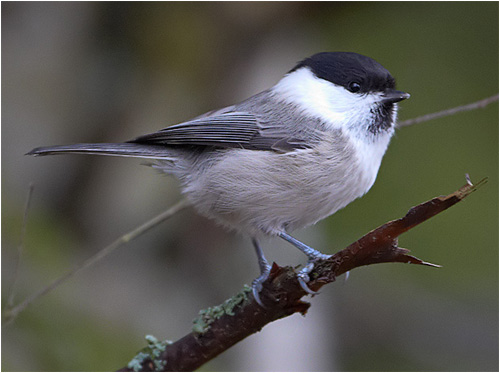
top-left (127, 334), bottom-right (172, 371)
top-left (127, 352), bottom-right (150, 372)
top-left (192, 285), bottom-right (252, 335)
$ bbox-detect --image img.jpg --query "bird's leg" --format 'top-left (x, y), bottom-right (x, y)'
top-left (251, 237), bottom-right (272, 307)
top-left (278, 232), bottom-right (331, 294)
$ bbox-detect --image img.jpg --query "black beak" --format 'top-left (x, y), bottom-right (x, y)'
top-left (381, 89), bottom-right (410, 104)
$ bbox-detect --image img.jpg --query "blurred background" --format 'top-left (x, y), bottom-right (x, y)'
top-left (2, 2), bottom-right (498, 371)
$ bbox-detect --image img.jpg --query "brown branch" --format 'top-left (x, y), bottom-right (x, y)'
top-left (119, 177), bottom-right (487, 372)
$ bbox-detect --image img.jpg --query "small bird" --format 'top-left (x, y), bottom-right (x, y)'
top-left (27, 52), bottom-right (409, 306)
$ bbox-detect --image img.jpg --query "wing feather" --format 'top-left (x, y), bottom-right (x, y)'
top-left (129, 112), bottom-right (308, 152)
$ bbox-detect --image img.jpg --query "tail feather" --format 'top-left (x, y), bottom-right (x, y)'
top-left (26, 143), bottom-right (175, 159)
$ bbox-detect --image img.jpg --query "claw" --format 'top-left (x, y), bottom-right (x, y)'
top-left (344, 271), bottom-right (350, 283)
top-left (252, 266), bottom-right (271, 307)
top-left (252, 279), bottom-right (265, 307)
top-left (298, 276), bottom-right (319, 295)
top-left (297, 262), bottom-right (320, 295)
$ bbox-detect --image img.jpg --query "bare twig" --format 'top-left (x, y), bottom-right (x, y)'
top-left (397, 94), bottom-right (498, 128)
top-left (3, 198), bottom-right (191, 326)
top-left (119, 177), bottom-right (486, 372)
top-left (5, 184), bottom-right (35, 310)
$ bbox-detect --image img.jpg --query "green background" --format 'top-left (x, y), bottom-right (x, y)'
top-left (2, 2), bottom-right (498, 371)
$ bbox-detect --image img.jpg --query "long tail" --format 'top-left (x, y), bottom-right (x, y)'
top-left (26, 143), bottom-right (175, 159)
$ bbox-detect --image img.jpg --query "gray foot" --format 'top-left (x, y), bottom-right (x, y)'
top-left (252, 265), bottom-right (271, 307)
top-left (278, 232), bottom-right (331, 295)
top-left (251, 238), bottom-right (272, 307)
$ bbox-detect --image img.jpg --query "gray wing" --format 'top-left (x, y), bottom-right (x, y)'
top-left (129, 111), bottom-right (309, 153)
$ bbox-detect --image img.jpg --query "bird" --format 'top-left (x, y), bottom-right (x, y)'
top-left (27, 52), bottom-right (410, 306)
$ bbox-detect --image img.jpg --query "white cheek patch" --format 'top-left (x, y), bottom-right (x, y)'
top-left (272, 66), bottom-right (396, 191)
top-left (272, 67), bottom-right (380, 132)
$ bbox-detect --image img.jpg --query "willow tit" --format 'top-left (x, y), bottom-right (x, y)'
top-left (28, 52), bottom-right (409, 306)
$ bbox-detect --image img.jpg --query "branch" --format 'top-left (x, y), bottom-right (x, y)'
top-left (397, 94), bottom-right (498, 128)
top-left (119, 177), bottom-right (487, 372)
top-left (4, 184), bottom-right (34, 311)
top-left (2, 198), bottom-right (191, 326)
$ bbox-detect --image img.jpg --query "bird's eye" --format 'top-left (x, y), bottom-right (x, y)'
top-left (348, 82), bottom-right (361, 93)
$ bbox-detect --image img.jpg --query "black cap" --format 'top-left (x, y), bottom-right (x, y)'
top-left (290, 52), bottom-right (396, 94)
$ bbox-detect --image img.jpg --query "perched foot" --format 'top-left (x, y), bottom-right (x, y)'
top-left (297, 262), bottom-right (319, 294)
top-left (251, 264), bottom-right (271, 307)
top-left (278, 232), bottom-right (331, 295)
top-left (251, 238), bottom-right (272, 307)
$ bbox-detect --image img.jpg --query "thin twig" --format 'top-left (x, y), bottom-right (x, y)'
top-left (5, 183), bottom-right (35, 310)
top-left (397, 94), bottom-right (498, 128)
top-left (3, 198), bottom-right (191, 326)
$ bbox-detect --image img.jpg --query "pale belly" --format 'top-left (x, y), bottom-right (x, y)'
top-left (179, 136), bottom-right (383, 237)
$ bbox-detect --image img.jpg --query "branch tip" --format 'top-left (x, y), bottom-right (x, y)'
top-left (465, 173), bottom-right (473, 186)
top-left (419, 261), bottom-right (442, 268)
top-left (455, 176), bottom-right (487, 200)
top-left (399, 253), bottom-right (441, 268)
